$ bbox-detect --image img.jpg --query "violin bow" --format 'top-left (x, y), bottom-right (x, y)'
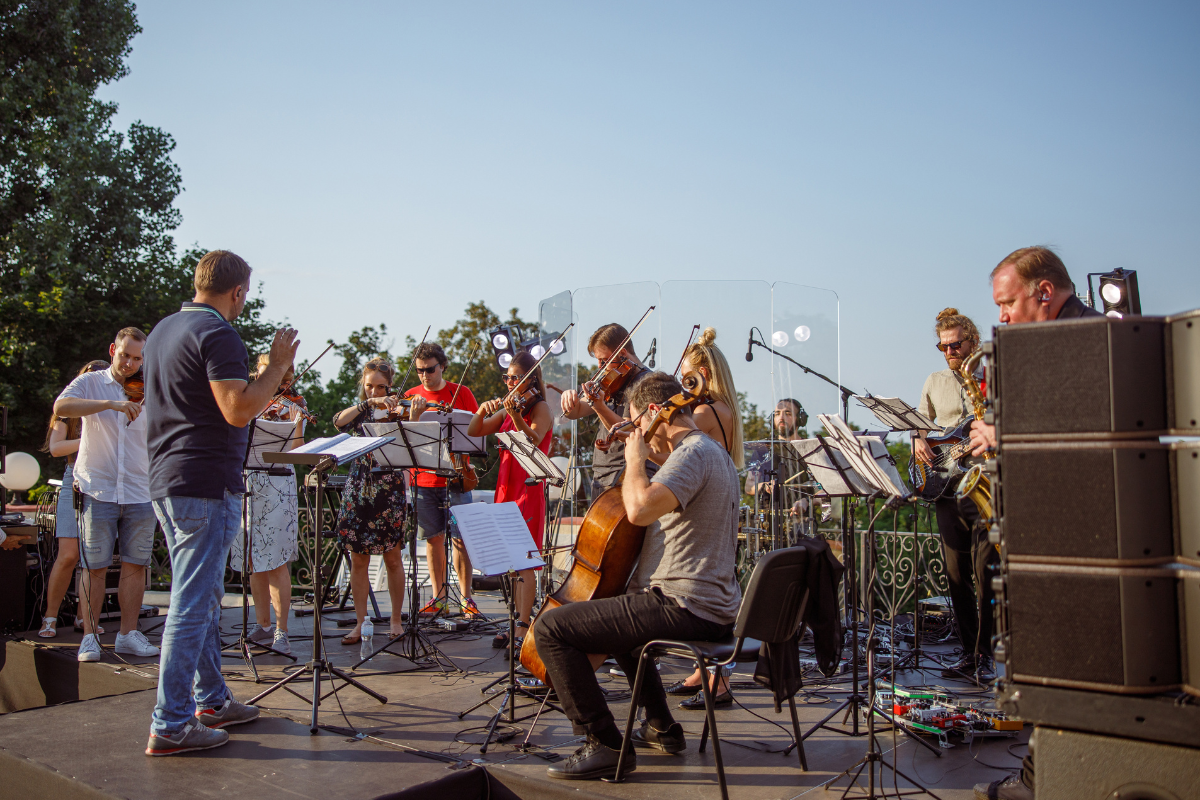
top-left (588, 305), bottom-right (655, 383)
top-left (394, 325), bottom-right (431, 397)
top-left (446, 340), bottom-right (481, 410)
top-left (671, 324), bottom-right (701, 378)
top-left (266, 340), bottom-right (335, 406)
top-left (499, 324), bottom-right (575, 405)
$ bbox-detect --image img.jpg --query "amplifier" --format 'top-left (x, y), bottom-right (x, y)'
top-left (997, 440), bottom-right (1199, 563)
top-left (1002, 562), bottom-right (1181, 693)
top-left (990, 311), bottom-right (1200, 438)
top-left (1035, 726), bottom-right (1200, 800)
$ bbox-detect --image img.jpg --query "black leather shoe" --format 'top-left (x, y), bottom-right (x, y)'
top-left (972, 773), bottom-right (1033, 799)
top-left (546, 738), bottom-right (633, 780)
top-left (664, 680), bottom-right (702, 696)
top-left (679, 691), bottom-right (733, 711)
top-left (940, 653), bottom-right (980, 678)
top-left (630, 721), bottom-right (686, 754)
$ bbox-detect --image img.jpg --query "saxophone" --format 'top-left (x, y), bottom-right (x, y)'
top-left (955, 349), bottom-right (994, 525)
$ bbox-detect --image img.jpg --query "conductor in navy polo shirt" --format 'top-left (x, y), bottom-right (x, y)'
top-left (142, 250), bottom-right (300, 756)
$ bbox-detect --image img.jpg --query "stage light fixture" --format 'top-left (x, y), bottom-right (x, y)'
top-left (491, 332), bottom-right (509, 350)
top-left (497, 353), bottom-right (513, 369)
top-left (529, 344), bottom-right (546, 359)
top-left (772, 330), bottom-right (789, 347)
top-left (549, 338), bottom-right (565, 355)
top-left (488, 325), bottom-right (521, 368)
top-left (1088, 268), bottom-right (1141, 319)
top-left (794, 325), bottom-right (811, 343)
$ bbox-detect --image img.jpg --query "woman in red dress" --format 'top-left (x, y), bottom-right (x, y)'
top-left (467, 351), bottom-right (554, 649)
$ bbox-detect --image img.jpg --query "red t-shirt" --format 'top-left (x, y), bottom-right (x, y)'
top-left (405, 381), bottom-right (479, 488)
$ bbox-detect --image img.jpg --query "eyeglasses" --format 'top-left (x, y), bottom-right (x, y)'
top-left (936, 340), bottom-right (968, 353)
top-left (502, 374), bottom-right (526, 384)
top-left (414, 366), bottom-right (439, 374)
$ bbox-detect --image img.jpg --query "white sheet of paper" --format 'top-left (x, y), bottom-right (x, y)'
top-left (452, 501), bottom-right (545, 577)
top-left (289, 433), bottom-right (393, 464)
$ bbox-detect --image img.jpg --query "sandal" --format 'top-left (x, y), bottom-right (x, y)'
top-left (341, 632), bottom-right (361, 646)
top-left (38, 617), bottom-right (57, 638)
top-left (492, 631), bottom-right (509, 649)
top-left (73, 618), bottom-right (104, 635)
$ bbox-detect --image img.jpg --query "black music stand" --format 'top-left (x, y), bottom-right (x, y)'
top-left (429, 408), bottom-right (489, 623)
top-left (248, 434), bottom-right (392, 733)
top-left (452, 501), bottom-right (561, 752)
top-left (222, 419), bottom-right (298, 677)
top-left (352, 421), bottom-right (461, 671)
top-left (815, 415), bottom-right (941, 799)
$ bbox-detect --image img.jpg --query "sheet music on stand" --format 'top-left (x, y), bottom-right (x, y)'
top-left (362, 421), bottom-right (449, 471)
top-left (496, 430), bottom-right (565, 488)
top-left (452, 502), bottom-right (546, 577)
top-left (817, 414), bottom-right (905, 499)
top-left (245, 420), bottom-right (299, 473)
top-left (286, 433), bottom-right (394, 466)
top-left (853, 394), bottom-right (937, 433)
top-left (424, 409), bottom-right (487, 456)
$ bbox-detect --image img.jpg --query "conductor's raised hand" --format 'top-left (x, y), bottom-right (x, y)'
top-left (268, 327), bottom-right (300, 372)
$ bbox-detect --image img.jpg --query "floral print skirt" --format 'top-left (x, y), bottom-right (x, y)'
top-left (334, 459), bottom-right (408, 555)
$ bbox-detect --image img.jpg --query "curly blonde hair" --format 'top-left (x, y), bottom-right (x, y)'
top-left (683, 327), bottom-right (744, 468)
top-left (934, 308), bottom-right (980, 345)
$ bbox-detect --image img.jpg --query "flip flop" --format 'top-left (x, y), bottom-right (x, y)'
top-left (341, 633), bottom-right (361, 646)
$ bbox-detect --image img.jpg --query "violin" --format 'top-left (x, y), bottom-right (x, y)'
top-left (580, 350), bottom-right (639, 406)
top-left (122, 369), bottom-right (145, 427)
top-left (373, 394), bottom-right (452, 421)
top-left (520, 374), bottom-right (706, 685)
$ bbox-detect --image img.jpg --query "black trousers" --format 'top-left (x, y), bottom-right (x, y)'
top-left (534, 588), bottom-right (732, 736)
top-left (934, 496), bottom-right (999, 657)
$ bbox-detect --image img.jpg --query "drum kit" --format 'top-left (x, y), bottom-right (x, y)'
top-left (735, 438), bottom-right (830, 588)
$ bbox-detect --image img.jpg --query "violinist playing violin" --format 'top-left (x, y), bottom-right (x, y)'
top-left (560, 323), bottom-right (656, 500)
top-left (536, 372), bottom-right (742, 781)
top-left (404, 342), bottom-right (482, 619)
top-left (228, 355), bottom-right (308, 656)
top-left (467, 351), bottom-right (554, 649)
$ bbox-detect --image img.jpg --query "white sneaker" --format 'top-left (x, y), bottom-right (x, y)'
top-left (248, 625), bottom-right (274, 645)
top-left (272, 628), bottom-right (291, 656)
top-left (78, 633), bottom-right (102, 662)
top-left (115, 629), bottom-right (160, 657)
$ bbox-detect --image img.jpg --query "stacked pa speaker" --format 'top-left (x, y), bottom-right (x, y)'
top-left (990, 309), bottom-right (1200, 695)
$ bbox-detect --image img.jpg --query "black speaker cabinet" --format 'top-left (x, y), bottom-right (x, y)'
top-left (997, 440), bottom-right (1200, 563)
top-left (1168, 309), bottom-right (1200, 434)
top-left (1004, 562), bottom-right (1180, 693)
top-left (993, 316), bottom-right (1168, 437)
top-left (1035, 726), bottom-right (1200, 800)
top-left (1182, 566), bottom-right (1200, 698)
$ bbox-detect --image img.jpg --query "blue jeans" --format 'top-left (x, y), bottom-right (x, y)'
top-left (150, 492), bottom-right (240, 735)
top-left (80, 495), bottom-right (156, 567)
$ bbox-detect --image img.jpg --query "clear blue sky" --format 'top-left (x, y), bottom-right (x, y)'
top-left (101, 2), bottom-right (1200, 424)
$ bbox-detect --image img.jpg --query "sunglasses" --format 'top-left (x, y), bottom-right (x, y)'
top-left (936, 340), bottom-right (968, 353)
top-left (414, 366), bottom-right (440, 374)
top-left (502, 374), bottom-right (527, 384)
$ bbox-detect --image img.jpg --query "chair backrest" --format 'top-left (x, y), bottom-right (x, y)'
top-left (732, 546), bottom-right (810, 644)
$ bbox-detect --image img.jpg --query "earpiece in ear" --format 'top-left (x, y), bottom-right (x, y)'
top-left (1040, 295), bottom-right (1049, 302)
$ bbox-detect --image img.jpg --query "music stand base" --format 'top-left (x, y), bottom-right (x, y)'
top-left (247, 658), bottom-right (387, 734)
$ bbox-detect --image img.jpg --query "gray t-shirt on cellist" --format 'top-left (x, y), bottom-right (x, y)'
top-left (631, 430), bottom-right (742, 625)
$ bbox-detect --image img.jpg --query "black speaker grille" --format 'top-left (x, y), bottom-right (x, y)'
top-left (1003, 450), bottom-right (1118, 558)
top-left (1009, 571), bottom-right (1124, 685)
top-left (999, 323), bottom-right (1111, 435)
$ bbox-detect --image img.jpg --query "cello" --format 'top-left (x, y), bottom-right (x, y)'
top-left (519, 373), bottom-right (706, 684)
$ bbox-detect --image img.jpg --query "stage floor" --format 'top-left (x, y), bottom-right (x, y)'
top-left (0, 591), bottom-right (1025, 800)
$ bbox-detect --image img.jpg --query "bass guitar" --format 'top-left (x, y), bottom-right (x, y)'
top-left (907, 418), bottom-right (978, 501)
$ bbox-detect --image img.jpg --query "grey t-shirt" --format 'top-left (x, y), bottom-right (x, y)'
top-left (631, 430), bottom-right (742, 625)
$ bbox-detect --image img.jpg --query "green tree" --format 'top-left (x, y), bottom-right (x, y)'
top-left (0, 3), bottom-right (274, 478)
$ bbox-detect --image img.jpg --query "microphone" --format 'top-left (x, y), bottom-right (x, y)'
top-left (746, 331), bottom-right (754, 362)
top-left (646, 338), bottom-right (656, 368)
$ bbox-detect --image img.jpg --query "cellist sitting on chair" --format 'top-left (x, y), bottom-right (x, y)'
top-left (535, 372), bottom-right (742, 781)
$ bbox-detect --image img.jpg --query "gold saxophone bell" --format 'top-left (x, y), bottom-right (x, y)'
top-left (956, 349), bottom-right (998, 551)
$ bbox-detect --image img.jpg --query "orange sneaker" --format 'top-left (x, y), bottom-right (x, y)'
top-left (418, 597), bottom-right (447, 616)
top-left (461, 598), bottom-right (485, 619)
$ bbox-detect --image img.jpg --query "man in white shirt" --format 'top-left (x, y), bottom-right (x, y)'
top-left (54, 327), bottom-right (160, 663)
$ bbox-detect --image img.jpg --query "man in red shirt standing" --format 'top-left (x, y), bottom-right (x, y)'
top-left (406, 342), bottom-right (482, 617)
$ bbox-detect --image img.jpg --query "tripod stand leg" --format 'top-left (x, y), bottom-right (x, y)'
top-left (478, 689), bottom-right (511, 754)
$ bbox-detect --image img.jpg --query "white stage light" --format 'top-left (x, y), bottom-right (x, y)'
top-left (794, 325), bottom-right (811, 343)
top-left (771, 330), bottom-right (789, 347)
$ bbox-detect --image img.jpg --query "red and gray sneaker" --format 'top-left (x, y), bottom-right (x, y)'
top-left (195, 697), bottom-right (260, 729)
top-left (145, 717), bottom-right (229, 756)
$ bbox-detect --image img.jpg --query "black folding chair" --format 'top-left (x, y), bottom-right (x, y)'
top-left (611, 546), bottom-right (812, 799)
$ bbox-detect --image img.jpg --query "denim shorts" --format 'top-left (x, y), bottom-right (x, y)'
top-left (414, 486), bottom-right (468, 541)
top-left (55, 465), bottom-right (78, 539)
top-left (79, 495), bottom-right (156, 568)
